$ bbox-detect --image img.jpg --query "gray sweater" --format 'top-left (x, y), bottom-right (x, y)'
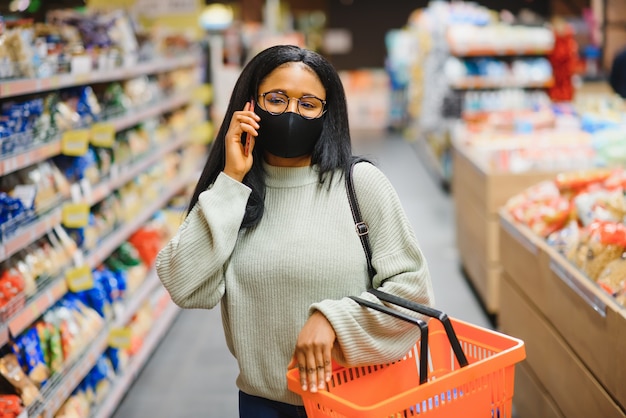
top-left (156, 162), bottom-right (434, 405)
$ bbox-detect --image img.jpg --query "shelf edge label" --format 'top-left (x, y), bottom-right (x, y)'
top-left (91, 123), bottom-right (116, 148)
top-left (62, 130), bottom-right (90, 156)
top-left (108, 327), bottom-right (133, 349)
top-left (66, 265), bottom-right (94, 293)
top-left (62, 203), bottom-right (90, 228)
top-left (192, 84), bottom-right (213, 105)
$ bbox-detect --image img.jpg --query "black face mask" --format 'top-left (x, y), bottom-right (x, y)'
top-left (256, 106), bottom-right (324, 158)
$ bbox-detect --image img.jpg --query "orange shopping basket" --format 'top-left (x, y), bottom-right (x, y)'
top-left (287, 289), bottom-right (526, 418)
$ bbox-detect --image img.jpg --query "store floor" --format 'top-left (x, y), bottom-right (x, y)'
top-left (112, 129), bottom-right (492, 418)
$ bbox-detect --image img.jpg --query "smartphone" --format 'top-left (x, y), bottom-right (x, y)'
top-left (241, 98), bottom-right (255, 156)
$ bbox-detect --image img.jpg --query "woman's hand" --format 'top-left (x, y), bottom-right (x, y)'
top-left (223, 101), bottom-right (260, 182)
top-left (289, 311), bottom-right (336, 393)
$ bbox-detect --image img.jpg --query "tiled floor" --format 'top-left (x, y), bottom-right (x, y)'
top-left (112, 130), bottom-right (491, 418)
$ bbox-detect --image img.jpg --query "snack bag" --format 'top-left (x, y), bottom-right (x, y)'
top-left (0, 354), bottom-right (41, 406)
top-left (13, 328), bottom-right (50, 387)
top-left (574, 189), bottom-right (626, 226)
top-left (555, 168), bottom-right (613, 193)
top-left (568, 221), bottom-right (626, 281)
top-left (546, 220), bottom-right (581, 255)
top-left (596, 255), bottom-right (626, 306)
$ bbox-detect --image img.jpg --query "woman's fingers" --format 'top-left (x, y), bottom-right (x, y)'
top-left (223, 102), bottom-right (259, 181)
top-left (292, 311), bottom-right (336, 393)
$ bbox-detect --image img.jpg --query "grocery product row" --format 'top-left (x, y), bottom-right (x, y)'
top-left (0, 8), bottom-right (196, 86)
top-left (388, 2), bottom-right (584, 184)
top-left (1, 194), bottom-right (191, 418)
top-left (388, 3), bottom-right (626, 416)
top-left (1, 5), bottom-right (211, 417)
top-left (497, 169), bottom-right (626, 417)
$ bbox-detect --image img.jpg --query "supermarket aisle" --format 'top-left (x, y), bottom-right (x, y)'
top-left (112, 130), bottom-right (491, 418)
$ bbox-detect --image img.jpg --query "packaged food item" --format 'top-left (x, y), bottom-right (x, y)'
top-left (0, 267), bottom-right (25, 311)
top-left (0, 353), bottom-right (41, 406)
top-left (0, 394), bottom-right (23, 418)
top-left (554, 169), bottom-right (613, 193)
top-left (12, 328), bottom-right (50, 387)
top-left (596, 256), bottom-right (626, 301)
top-left (573, 189), bottom-right (626, 227)
top-left (567, 221), bottom-right (626, 281)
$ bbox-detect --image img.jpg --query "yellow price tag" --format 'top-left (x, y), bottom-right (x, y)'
top-left (66, 265), bottom-right (94, 292)
top-left (86, 0), bottom-right (132, 9)
top-left (108, 327), bottom-right (133, 349)
top-left (91, 123), bottom-right (116, 148)
top-left (192, 84), bottom-right (213, 105)
top-left (191, 121), bottom-right (214, 145)
top-left (62, 203), bottom-right (90, 228)
top-left (62, 130), bottom-right (90, 156)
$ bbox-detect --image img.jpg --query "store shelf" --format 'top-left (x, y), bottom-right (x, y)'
top-left (451, 77), bottom-right (554, 90)
top-left (28, 327), bottom-right (109, 418)
top-left (85, 171), bottom-right (195, 270)
top-left (106, 89), bottom-right (194, 133)
top-left (450, 47), bottom-right (553, 57)
top-left (0, 170), bottom-right (194, 348)
top-left (2, 277), bottom-right (68, 340)
top-left (0, 127), bottom-right (191, 264)
top-left (0, 89), bottom-right (193, 178)
top-left (87, 130), bottom-right (191, 206)
top-left (91, 298), bottom-right (179, 418)
top-left (0, 53), bottom-right (201, 99)
top-left (0, 208), bottom-right (62, 261)
top-left (112, 269), bottom-right (161, 329)
top-left (411, 136), bottom-right (451, 192)
top-left (0, 141), bottom-right (62, 177)
top-left (25, 278), bottom-right (174, 418)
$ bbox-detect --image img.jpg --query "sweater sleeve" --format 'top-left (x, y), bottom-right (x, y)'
top-left (310, 163), bottom-right (435, 366)
top-left (156, 172), bottom-right (251, 309)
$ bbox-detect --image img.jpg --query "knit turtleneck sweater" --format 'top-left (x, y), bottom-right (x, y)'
top-left (156, 162), bottom-right (434, 405)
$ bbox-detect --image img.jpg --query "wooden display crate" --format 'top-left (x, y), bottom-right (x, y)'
top-left (500, 274), bottom-right (625, 418)
top-left (451, 142), bottom-right (559, 313)
top-left (500, 212), bottom-right (626, 412)
top-left (513, 361), bottom-right (563, 418)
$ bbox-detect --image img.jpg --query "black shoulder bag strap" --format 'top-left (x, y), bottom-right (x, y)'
top-left (345, 158), bottom-right (377, 284)
top-left (345, 158), bottom-right (469, 369)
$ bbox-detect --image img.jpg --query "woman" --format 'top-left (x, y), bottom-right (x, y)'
top-left (156, 45), bottom-right (434, 417)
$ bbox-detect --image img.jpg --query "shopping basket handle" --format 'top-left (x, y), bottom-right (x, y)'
top-left (349, 295), bottom-right (429, 385)
top-left (367, 288), bottom-right (469, 367)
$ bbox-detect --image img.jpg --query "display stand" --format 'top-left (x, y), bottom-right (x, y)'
top-left (411, 25), bottom-right (555, 190)
top-left (451, 141), bottom-right (560, 314)
top-left (499, 211), bottom-right (626, 417)
top-left (0, 51), bottom-right (207, 417)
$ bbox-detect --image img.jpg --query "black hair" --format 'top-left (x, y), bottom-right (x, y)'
top-left (186, 45), bottom-right (353, 228)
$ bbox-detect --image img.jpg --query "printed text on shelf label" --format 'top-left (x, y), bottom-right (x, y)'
top-left (66, 265), bottom-right (94, 292)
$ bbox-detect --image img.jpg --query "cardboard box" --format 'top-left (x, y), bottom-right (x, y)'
top-left (499, 212), bottom-right (626, 410)
top-left (499, 274), bottom-right (626, 417)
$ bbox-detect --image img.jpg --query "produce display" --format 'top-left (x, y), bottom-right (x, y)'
top-left (505, 168), bottom-right (626, 306)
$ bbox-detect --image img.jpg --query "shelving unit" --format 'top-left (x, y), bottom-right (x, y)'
top-left (0, 54), bottom-right (200, 99)
top-left (91, 291), bottom-right (179, 418)
top-left (408, 20), bottom-right (556, 191)
top-left (499, 211), bottom-right (626, 417)
top-left (0, 49), bottom-right (207, 417)
top-left (450, 77), bottom-right (554, 90)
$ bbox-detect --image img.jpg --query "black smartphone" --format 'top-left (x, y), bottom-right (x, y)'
top-left (241, 99), bottom-right (255, 155)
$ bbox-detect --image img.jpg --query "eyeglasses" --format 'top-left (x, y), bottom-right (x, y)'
top-left (259, 92), bottom-right (326, 119)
